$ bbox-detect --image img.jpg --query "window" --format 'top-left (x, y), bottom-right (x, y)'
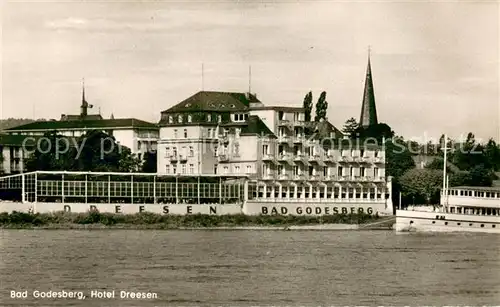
top-left (294, 165), bottom-right (299, 176)
top-left (349, 167), bottom-right (354, 177)
top-left (338, 166), bottom-right (343, 176)
top-left (374, 150), bottom-right (379, 158)
top-left (207, 114), bottom-right (211, 122)
top-left (165, 165), bottom-right (170, 174)
top-left (168, 116), bottom-right (173, 123)
top-left (165, 147), bottom-right (170, 157)
top-left (214, 145), bottom-right (218, 157)
top-left (263, 145), bottom-right (269, 155)
top-left (278, 165), bottom-right (284, 175)
top-left (178, 115), bottom-right (183, 123)
top-left (189, 146), bottom-right (194, 157)
top-left (172, 147), bottom-right (177, 156)
top-left (374, 167), bottom-right (379, 178)
top-left (360, 149), bottom-right (365, 157)
top-left (309, 166), bottom-right (314, 176)
top-left (244, 114), bottom-right (249, 120)
top-left (224, 166), bottom-right (229, 174)
top-left (183, 129), bottom-right (188, 138)
top-left (187, 115), bottom-right (192, 123)
top-left (214, 165), bottom-right (218, 174)
top-left (278, 111), bottom-right (285, 120)
top-left (189, 164), bottom-right (194, 174)
top-left (360, 167), bottom-right (365, 177)
top-left (174, 129), bottom-right (178, 139)
top-left (181, 164), bottom-right (186, 174)
top-left (173, 166), bottom-right (177, 174)
top-left (207, 128), bottom-right (212, 138)
top-left (323, 167), bottom-right (328, 176)
top-left (246, 165), bottom-right (252, 173)
top-left (235, 166), bottom-right (240, 173)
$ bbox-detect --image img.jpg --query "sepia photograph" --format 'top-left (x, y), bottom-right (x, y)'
top-left (0, 0), bottom-right (499, 306)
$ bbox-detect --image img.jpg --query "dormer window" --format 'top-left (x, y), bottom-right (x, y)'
top-left (233, 113), bottom-right (246, 122)
top-left (168, 116), bottom-right (173, 124)
top-left (178, 115), bottom-right (183, 123)
top-left (187, 115), bottom-right (192, 123)
top-left (207, 114), bottom-right (211, 122)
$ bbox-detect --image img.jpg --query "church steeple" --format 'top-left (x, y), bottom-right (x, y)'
top-left (359, 49), bottom-right (378, 128)
top-left (81, 78), bottom-right (88, 117)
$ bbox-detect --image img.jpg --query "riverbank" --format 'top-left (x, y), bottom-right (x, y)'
top-left (0, 211), bottom-right (390, 230)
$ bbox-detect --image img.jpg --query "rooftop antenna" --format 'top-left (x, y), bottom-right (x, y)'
top-left (248, 65), bottom-right (252, 94)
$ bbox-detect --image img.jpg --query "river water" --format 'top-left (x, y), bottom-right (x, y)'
top-left (0, 230), bottom-right (499, 306)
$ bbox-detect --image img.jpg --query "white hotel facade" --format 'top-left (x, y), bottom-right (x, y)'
top-left (156, 56), bottom-right (393, 214)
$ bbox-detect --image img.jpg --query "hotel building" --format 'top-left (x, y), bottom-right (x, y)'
top-left (157, 56), bottom-right (393, 213)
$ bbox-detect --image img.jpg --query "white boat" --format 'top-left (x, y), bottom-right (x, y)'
top-left (395, 135), bottom-right (500, 233)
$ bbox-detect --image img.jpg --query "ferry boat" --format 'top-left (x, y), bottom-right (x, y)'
top-left (395, 136), bottom-right (500, 233)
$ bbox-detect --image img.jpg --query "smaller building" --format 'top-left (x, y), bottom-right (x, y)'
top-left (0, 134), bottom-right (38, 174)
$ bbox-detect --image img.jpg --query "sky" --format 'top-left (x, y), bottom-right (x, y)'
top-left (1, 0), bottom-right (499, 143)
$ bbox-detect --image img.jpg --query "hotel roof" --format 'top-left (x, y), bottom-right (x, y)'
top-left (161, 91), bottom-right (260, 113)
top-left (6, 118), bottom-right (158, 131)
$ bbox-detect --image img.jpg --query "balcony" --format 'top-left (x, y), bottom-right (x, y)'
top-left (373, 157), bottom-right (384, 164)
top-left (340, 156), bottom-right (353, 163)
top-left (219, 135), bottom-right (230, 143)
top-left (178, 155), bottom-right (188, 162)
top-left (278, 119), bottom-right (292, 126)
top-left (293, 135), bottom-right (306, 143)
top-left (278, 135), bottom-right (291, 143)
top-left (326, 154), bottom-right (336, 162)
top-left (277, 174), bottom-right (289, 180)
top-left (293, 174), bottom-right (306, 181)
top-left (277, 153), bottom-right (293, 161)
top-left (262, 173), bottom-right (275, 180)
top-left (262, 153), bottom-right (274, 161)
top-left (169, 155), bottom-right (178, 162)
top-left (294, 120), bottom-right (306, 127)
top-left (218, 154), bottom-right (229, 162)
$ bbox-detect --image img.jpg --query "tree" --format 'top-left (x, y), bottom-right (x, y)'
top-left (342, 117), bottom-right (359, 137)
top-left (25, 130), bottom-right (141, 172)
top-left (142, 151), bottom-right (157, 173)
top-left (353, 123), bottom-right (394, 142)
top-left (25, 131), bottom-right (74, 171)
top-left (399, 168), bottom-right (443, 204)
top-left (314, 91), bottom-right (328, 122)
top-left (303, 91), bottom-right (313, 122)
top-left (484, 138), bottom-right (500, 171)
top-left (385, 137), bottom-right (416, 179)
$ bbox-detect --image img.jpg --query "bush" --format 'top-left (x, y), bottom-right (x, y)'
top-left (0, 211), bottom-right (379, 228)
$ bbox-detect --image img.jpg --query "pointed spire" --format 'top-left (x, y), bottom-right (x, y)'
top-left (359, 48), bottom-right (378, 128)
top-left (81, 78), bottom-right (88, 117)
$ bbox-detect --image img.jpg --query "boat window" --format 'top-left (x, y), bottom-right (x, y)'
top-left (481, 224), bottom-right (485, 228)
top-left (432, 221), bottom-right (436, 224)
top-left (460, 190), bottom-right (464, 196)
top-left (486, 192), bottom-right (491, 198)
top-left (457, 223), bottom-right (461, 226)
top-left (469, 223), bottom-right (473, 226)
top-left (493, 225), bottom-right (496, 228)
top-left (474, 191), bottom-right (477, 197)
top-left (445, 222), bottom-right (448, 225)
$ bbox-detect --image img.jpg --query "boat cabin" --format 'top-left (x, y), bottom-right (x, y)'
top-left (441, 186), bottom-right (500, 216)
